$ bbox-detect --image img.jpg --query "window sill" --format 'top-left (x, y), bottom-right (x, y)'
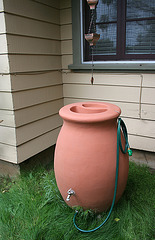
top-left (69, 61), bottom-right (155, 72)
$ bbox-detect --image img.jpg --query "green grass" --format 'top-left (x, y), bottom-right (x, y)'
top-left (0, 162), bottom-right (154, 240)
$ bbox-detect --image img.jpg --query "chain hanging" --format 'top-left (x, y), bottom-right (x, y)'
top-left (85, 0), bottom-right (100, 85)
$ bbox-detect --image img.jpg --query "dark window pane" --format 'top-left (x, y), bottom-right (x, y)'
top-left (93, 23), bottom-right (117, 55)
top-left (96, 0), bottom-right (117, 23)
top-left (126, 20), bottom-right (155, 54)
top-left (127, 0), bottom-right (155, 19)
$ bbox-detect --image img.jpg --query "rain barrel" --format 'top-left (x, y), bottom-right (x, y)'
top-left (54, 102), bottom-right (129, 212)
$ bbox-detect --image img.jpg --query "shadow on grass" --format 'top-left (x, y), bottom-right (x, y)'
top-left (0, 162), bottom-right (154, 240)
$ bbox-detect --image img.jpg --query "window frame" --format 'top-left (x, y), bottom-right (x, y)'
top-left (69, 0), bottom-right (155, 71)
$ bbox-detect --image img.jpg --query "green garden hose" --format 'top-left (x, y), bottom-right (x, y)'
top-left (73, 118), bottom-right (132, 233)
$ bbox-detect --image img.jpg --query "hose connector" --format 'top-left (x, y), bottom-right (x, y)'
top-left (128, 148), bottom-right (132, 156)
top-left (66, 188), bottom-right (75, 201)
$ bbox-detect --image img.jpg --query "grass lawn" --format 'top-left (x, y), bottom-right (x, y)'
top-left (0, 162), bottom-right (154, 240)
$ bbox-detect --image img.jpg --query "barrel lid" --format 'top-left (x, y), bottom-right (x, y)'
top-left (59, 102), bottom-right (121, 123)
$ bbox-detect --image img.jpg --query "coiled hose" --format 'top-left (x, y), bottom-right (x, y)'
top-left (73, 118), bottom-right (132, 233)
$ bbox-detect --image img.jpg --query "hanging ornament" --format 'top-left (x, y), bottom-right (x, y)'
top-left (85, 0), bottom-right (100, 84)
top-left (86, 0), bottom-right (99, 10)
top-left (85, 33), bottom-right (100, 46)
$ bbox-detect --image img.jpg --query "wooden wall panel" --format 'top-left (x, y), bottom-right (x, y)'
top-left (0, 0), bottom-right (63, 163)
top-left (129, 135), bottom-right (155, 152)
top-left (60, 0), bottom-right (71, 9)
top-left (11, 71), bottom-right (62, 91)
top-left (61, 55), bottom-right (73, 69)
top-left (17, 127), bottom-right (61, 163)
top-left (5, 14), bottom-right (60, 39)
top-left (9, 55), bottom-right (61, 73)
top-left (122, 117), bottom-right (155, 139)
top-left (0, 143), bottom-right (17, 163)
top-left (141, 104), bottom-right (155, 120)
top-left (63, 84), bottom-right (140, 103)
top-left (0, 13), bottom-right (5, 33)
top-left (32, 0), bottom-right (59, 9)
top-left (0, 55), bottom-right (9, 73)
top-left (3, 0), bottom-right (60, 24)
top-left (0, 34), bottom-right (7, 53)
top-left (60, 8), bottom-right (72, 25)
top-left (16, 114), bottom-right (62, 145)
top-left (0, 92), bottom-right (13, 110)
top-left (14, 99), bottom-right (63, 127)
top-left (0, 125), bottom-right (16, 145)
top-left (142, 88), bottom-right (155, 104)
top-left (0, 0), bottom-right (4, 11)
top-left (61, 40), bottom-right (72, 54)
top-left (0, 75), bottom-right (11, 91)
top-left (0, 110), bottom-right (15, 127)
top-left (143, 74), bottom-right (155, 87)
top-left (7, 35), bottom-right (61, 55)
top-left (13, 85), bottom-right (63, 110)
top-left (62, 72), bottom-right (141, 86)
top-left (61, 25), bottom-right (72, 40)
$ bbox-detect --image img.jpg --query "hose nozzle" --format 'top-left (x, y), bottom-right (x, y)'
top-left (66, 188), bottom-right (75, 201)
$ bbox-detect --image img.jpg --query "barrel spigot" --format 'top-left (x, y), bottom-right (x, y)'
top-left (66, 188), bottom-right (75, 201)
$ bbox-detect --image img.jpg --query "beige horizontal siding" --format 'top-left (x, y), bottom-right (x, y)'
top-left (60, 8), bottom-right (72, 25)
top-left (61, 40), bottom-right (72, 55)
top-left (0, 0), bottom-right (63, 163)
top-left (12, 85), bottom-right (63, 109)
top-left (0, 110), bottom-right (15, 127)
top-left (16, 114), bottom-right (62, 146)
top-left (0, 92), bottom-right (13, 110)
top-left (0, 5), bottom-right (17, 163)
top-left (123, 117), bottom-right (155, 139)
top-left (14, 99), bottom-right (63, 127)
top-left (0, 75), bottom-right (11, 91)
top-left (0, 12), bottom-right (5, 33)
top-left (0, 55), bottom-right (9, 72)
top-left (61, 55), bottom-right (73, 69)
top-left (63, 84), bottom-right (140, 103)
top-left (143, 74), bottom-right (155, 87)
top-left (5, 14), bottom-right (60, 39)
top-left (0, 34), bottom-right (7, 53)
top-left (0, 143), bottom-right (17, 163)
top-left (142, 105), bottom-right (155, 120)
top-left (129, 135), bottom-right (155, 152)
top-left (3, 0), bottom-right (60, 24)
top-left (11, 71), bottom-right (62, 91)
top-left (62, 72), bottom-right (142, 86)
top-left (0, 125), bottom-right (16, 145)
top-left (60, 0), bottom-right (71, 9)
top-left (0, 0), bottom-right (4, 11)
top-left (9, 55), bottom-right (61, 73)
top-left (32, 0), bottom-right (59, 9)
top-left (142, 88), bottom-right (155, 104)
top-left (17, 127), bottom-right (61, 163)
top-left (7, 35), bottom-right (61, 55)
top-left (61, 24), bottom-right (72, 40)
top-left (60, 4), bottom-right (73, 68)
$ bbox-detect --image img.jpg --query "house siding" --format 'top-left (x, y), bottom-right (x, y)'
top-left (0, 0), bottom-right (63, 164)
top-left (60, 0), bottom-right (155, 152)
top-left (0, 0), bottom-right (17, 163)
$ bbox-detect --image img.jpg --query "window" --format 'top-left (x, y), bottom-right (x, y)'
top-left (69, 0), bottom-right (155, 70)
top-left (84, 0), bottom-right (155, 61)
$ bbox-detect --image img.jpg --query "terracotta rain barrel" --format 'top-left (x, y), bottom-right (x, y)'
top-left (54, 102), bottom-right (129, 212)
